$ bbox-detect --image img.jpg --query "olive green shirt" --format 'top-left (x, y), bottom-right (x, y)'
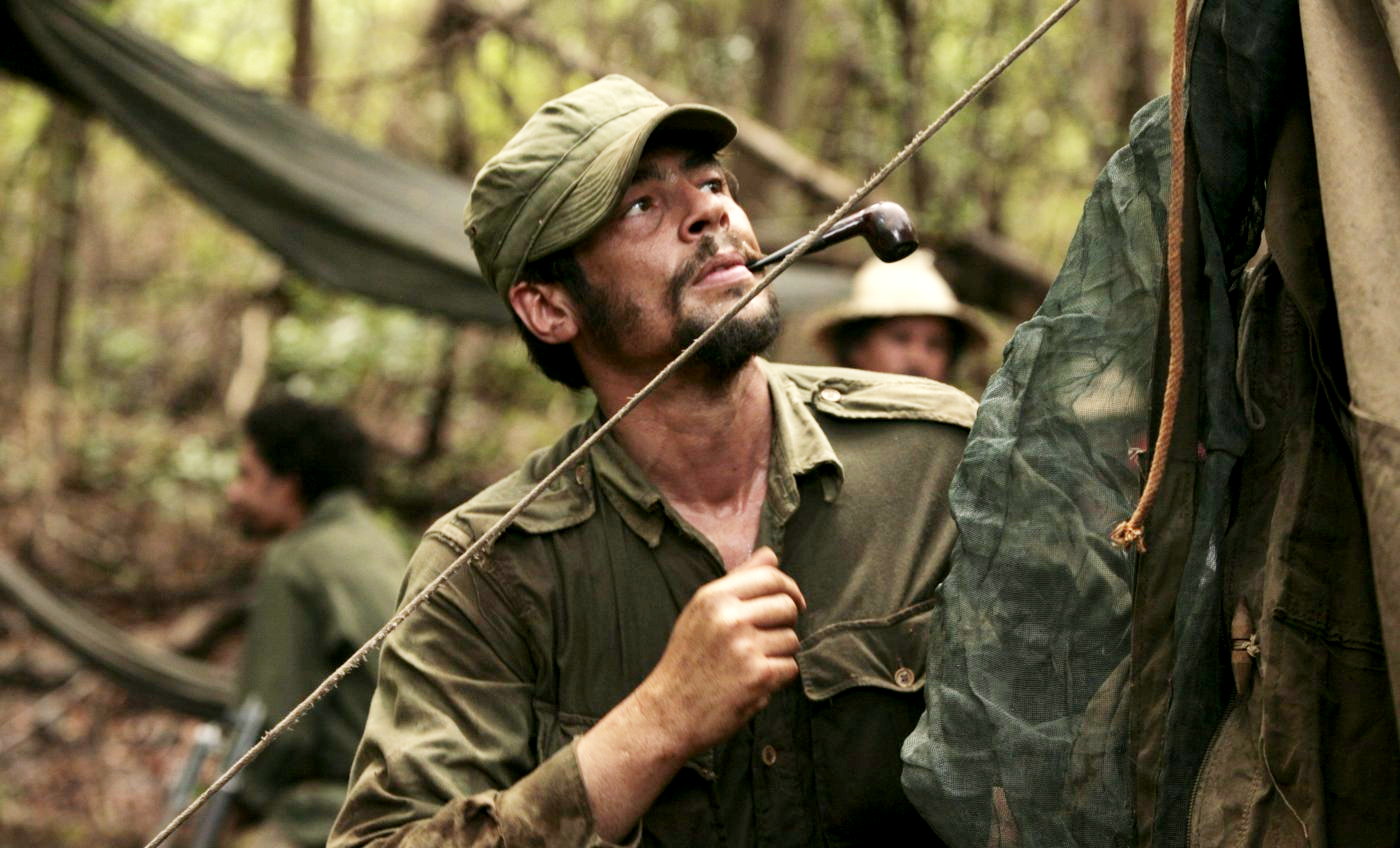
top-left (236, 489), bottom-right (405, 847)
top-left (331, 362), bottom-right (974, 847)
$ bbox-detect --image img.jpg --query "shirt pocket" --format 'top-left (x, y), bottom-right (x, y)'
top-left (531, 702), bottom-right (724, 847)
top-left (797, 599), bottom-right (942, 847)
top-left (532, 703), bottom-right (598, 761)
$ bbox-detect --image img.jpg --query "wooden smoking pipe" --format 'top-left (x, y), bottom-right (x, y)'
top-left (747, 201), bottom-right (918, 271)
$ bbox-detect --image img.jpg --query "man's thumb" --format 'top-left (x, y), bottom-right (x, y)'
top-left (735, 546), bottom-right (778, 571)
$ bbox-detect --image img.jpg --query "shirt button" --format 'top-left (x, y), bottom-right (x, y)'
top-left (818, 387), bottom-right (842, 403)
top-left (760, 744), bottom-right (778, 766)
top-left (894, 666), bottom-right (917, 688)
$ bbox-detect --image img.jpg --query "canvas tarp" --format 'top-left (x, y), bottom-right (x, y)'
top-left (0, 0), bottom-right (857, 325)
top-left (0, 547), bottom-right (231, 719)
top-left (3, 0), bottom-right (500, 324)
top-left (1297, 0), bottom-right (1400, 733)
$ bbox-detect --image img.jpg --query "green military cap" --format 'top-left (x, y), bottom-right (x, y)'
top-left (464, 74), bottom-right (737, 298)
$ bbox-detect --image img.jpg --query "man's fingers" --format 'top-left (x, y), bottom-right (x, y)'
top-left (751, 627), bottom-right (801, 658)
top-left (765, 656), bottom-right (800, 686)
top-left (743, 593), bottom-right (801, 629)
top-left (721, 563), bottom-right (806, 611)
top-left (732, 546), bottom-right (778, 571)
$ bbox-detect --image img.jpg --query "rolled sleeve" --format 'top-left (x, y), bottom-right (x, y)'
top-left (496, 740), bottom-right (641, 848)
top-left (330, 534), bottom-right (636, 848)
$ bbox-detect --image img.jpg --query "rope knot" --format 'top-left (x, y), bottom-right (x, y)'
top-left (1109, 520), bottom-right (1147, 552)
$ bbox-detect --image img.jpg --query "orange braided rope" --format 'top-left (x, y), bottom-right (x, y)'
top-left (1110, 0), bottom-right (1189, 553)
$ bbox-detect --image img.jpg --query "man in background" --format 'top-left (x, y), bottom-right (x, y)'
top-left (809, 248), bottom-right (988, 384)
top-left (224, 396), bottom-right (404, 848)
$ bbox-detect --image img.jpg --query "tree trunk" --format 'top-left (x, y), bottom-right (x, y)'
top-left (1091, 0), bottom-right (1160, 161)
top-left (19, 102), bottom-right (88, 391)
top-left (885, 0), bottom-right (934, 217)
top-left (223, 296), bottom-right (279, 420)
top-left (413, 0), bottom-right (482, 462)
top-left (289, 0), bottom-right (317, 106)
top-left (751, 0), bottom-right (803, 132)
top-left (416, 326), bottom-right (469, 464)
top-left (424, 0), bottom-right (477, 177)
top-left (225, 0), bottom-right (318, 418)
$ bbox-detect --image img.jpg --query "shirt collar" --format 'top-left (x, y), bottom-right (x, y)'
top-left (758, 358), bottom-right (844, 500)
top-left (588, 359), bottom-right (845, 547)
top-left (298, 488), bottom-right (363, 531)
top-left (588, 413), bottom-right (667, 546)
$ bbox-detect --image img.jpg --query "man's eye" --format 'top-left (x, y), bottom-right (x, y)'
top-left (701, 177), bottom-right (726, 193)
top-left (623, 196), bottom-right (653, 217)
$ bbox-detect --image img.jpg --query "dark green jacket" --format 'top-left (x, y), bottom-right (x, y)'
top-left (236, 489), bottom-right (405, 847)
top-left (330, 361), bottom-right (975, 847)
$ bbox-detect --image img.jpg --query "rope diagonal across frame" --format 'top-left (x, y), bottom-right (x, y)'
top-left (144, 1), bottom-right (1081, 844)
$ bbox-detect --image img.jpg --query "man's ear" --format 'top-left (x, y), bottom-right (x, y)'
top-left (273, 472), bottom-right (307, 522)
top-left (509, 281), bottom-right (580, 345)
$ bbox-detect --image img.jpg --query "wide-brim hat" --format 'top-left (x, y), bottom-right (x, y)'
top-left (464, 75), bottom-right (737, 298)
top-left (808, 249), bottom-right (989, 356)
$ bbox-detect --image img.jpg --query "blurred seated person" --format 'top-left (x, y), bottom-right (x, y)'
top-left (811, 249), bottom-right (987, 383)
top-left (223, 396), bottom-right (405, 848)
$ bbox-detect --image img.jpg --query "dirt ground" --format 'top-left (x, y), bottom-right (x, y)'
top-left (0, 616), bottom-right (243, 846)
top-left (0, 469), bottom-right (256, 847)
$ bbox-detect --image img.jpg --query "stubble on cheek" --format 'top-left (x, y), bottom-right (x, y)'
top-left (585, 285), bottom-right (643, 354)
top-left (666, 238), bottom-right (715, 314)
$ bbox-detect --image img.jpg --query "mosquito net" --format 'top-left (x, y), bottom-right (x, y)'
top-left (900, 96), bottom-right (1171, 846)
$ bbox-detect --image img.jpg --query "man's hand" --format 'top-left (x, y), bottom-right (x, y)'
top-left (576, 547), bottom-right (805, 840)
top-left (633, 546), bottom-right (806, 752)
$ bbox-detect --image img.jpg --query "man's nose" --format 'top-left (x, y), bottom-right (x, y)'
top-left (680, 185), bottom-right (728, 240)
top-left (909, 347), bottom-right (946, 380)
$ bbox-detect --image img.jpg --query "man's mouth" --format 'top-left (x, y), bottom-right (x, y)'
top-left (692, 251), bottom-right (754, 290)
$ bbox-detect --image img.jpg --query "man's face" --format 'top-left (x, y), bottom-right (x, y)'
top-left (846, 315), bottom-right (956, 382)
top-left (569, 147), bottom-right (779, 378)
top-left (225, 443), bottom-right (301, 539)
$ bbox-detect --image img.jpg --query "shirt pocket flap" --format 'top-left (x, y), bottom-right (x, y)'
top-left (796, 599), bottom-right (935, 701)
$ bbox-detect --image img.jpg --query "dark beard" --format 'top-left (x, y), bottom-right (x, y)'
top-left (673, 293), bottom-right (780, 379)
top-left (576, 234), bottom-right (781, 379)
top-left (666, 235), bottom-right (781, 380)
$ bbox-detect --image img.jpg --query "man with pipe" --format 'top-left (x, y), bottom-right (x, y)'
top-left (331, 75), bottom-right (974, 847)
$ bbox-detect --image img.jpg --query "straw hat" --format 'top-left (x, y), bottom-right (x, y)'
top-left (809, 249), bottom-right (988, 357)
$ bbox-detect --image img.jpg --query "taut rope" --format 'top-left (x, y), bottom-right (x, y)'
top-left (144, 2), bottom-right (1081, 844)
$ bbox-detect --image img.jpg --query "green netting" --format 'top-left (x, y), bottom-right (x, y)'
top-left (901, 96), bottom-right (1170, 846)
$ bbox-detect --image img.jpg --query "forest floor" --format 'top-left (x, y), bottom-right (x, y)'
top-left (0, 456), bottom-right (255, 847)
top-left (0, 396), bottom-right (464, 847)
